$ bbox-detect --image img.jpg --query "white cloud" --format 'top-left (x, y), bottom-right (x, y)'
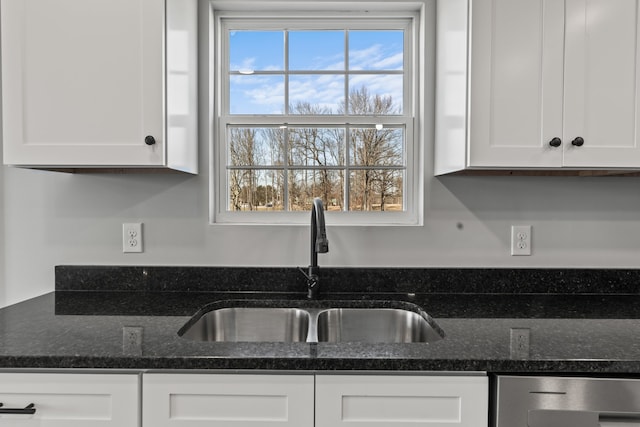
top-left (246, 84), bottom-right (285, 106)
top-left (230, 57), bottom-right (282, 72)
top-left (289, 75), bottom-right (344, 112)
top-left (230, 52), bottom-right (403, 113)
top-left (349, 45), bottom-right (382, 70)
top-left (231, 78), bottom-right (285, 114)
top-left (233, 73), bottom-right (403, 114)
top-left (230, 57), bottom-right (256, 72)
top-left (349, 44), bottom-right (403, 71)
top-left (374, 52), bottom-right (403, 70)
top-left (349, 74), bottom-right (403, 110)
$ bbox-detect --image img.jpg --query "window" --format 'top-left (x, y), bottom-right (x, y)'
top-left (211, 4), bottom-right (425, 225)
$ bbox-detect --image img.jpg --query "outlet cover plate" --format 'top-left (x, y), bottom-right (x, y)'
top-left (123, 223), bottom-right (143, 253)
top-left (511, 225), bottom-right (531, 256)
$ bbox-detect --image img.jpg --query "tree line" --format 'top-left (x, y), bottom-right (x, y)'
top-left (229, 87), bottom-right (404, 212)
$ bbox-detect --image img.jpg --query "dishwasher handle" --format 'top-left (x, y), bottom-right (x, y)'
top-left (529, 410), bottom-right (640, 427)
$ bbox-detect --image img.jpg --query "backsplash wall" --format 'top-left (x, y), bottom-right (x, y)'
top-left (3, 155), bottom-right (640, 307)
top-left (0, 151), bottom-right (4, 306)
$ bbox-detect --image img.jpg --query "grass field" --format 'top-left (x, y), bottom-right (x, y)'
top-left (243, 203), bottom-right (403, 212)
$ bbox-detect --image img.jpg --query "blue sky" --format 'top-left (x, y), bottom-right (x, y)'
top-left (228, 30), bottom-right (404, 114)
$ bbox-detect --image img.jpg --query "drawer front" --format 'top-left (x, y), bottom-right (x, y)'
top-left (316, 375), bottom-right (488, 427)
top-left (0, 373), bottom-right (140, 426)
top-left (143, 373), bottom-right (314, 427)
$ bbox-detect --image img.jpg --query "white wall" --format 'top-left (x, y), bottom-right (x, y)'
top-left (0, 80), bottom-right (4, 305)
top-left (4, 152), bottom-right (640, 307)
top-left (3, 2), bottom-right (640, 307)
top-left (0, 140), bottom-right (4, 305)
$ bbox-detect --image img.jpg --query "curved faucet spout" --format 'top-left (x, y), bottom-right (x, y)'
top-left (306, 197), bottom-right (329, 299)
top-left (312, 198), bottom-right (329, 258)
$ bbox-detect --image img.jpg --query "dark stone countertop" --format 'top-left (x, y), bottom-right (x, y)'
top-left (2, 266), bottom-right (640, 373)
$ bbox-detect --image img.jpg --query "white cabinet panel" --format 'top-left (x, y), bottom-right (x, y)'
top-left (142, 373), bottom-right (314, 427)
top-left (0, 373), bottom-right (139, 426)
top-left (563, 0), bottom-right (640, 167)
top-left (434, 0), bottom-right (470, 174)
top-left (468, 0), bottom-right (565, 168)
top-left (315, 375), bottom-right (488, 427)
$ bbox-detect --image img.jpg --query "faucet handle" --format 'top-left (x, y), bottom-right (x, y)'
top-left (298, 266), bottom-right (320, 299)
top-left (298, 266), bottom-right (310, 280)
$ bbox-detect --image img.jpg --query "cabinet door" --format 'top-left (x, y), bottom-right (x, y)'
top-left (563, 0), bottom-right (640, 167)
top-left (468, 0), bottom-right (565, 168)
top-left (142, 373), bottom-right (314, 427)
top-left (315, 375), bottom-right (488, 427)
top-left (1, 0), bottom-right (164, 166)
top-left (0, 373), bottom-right (139, 426)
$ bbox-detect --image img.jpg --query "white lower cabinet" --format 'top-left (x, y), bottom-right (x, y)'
top-left (0, 372), bottom-right (488, 426)
top-left (142, 373), bottom-right (488, 427)
top-left (142, 374), bottom-right (315, 427)
top-left (0, 373), bottom-right (140, 426)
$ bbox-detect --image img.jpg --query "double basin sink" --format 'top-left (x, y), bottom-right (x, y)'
top-left (178, 300), bottom-right (444, 344)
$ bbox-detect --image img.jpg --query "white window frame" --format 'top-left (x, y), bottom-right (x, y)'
top-left (209, 1), bottom-right (428, 226)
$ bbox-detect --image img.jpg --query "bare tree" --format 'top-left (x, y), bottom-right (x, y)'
top-left (289, 102), bottom-right (340, 208)
top-left (262, 127), bottom-right (286, 209)
top-left (229, 128), bottom-right (259, 210)
top-left (346, 86), bottom-right (401, 211)
top-left (227, 89), bottom-right (402, 212)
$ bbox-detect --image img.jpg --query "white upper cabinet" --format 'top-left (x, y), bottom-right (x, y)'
top-left (435, 0), bottom-right (640, 174)
top-left (1, 0), bottom-right (198, 173)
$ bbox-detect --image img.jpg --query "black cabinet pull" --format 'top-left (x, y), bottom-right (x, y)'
top-left (571, 136), bottom-right (584, 147)
top-left (549, 137), bottom-right (562, 147)
top-left (144, 135), bottom-right (156, 146)
top-left (0, 403), bottom-right (36, 415)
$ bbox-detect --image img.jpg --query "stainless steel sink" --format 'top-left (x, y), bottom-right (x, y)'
top-left (179, 307), bottom-right (310, 342)
top-left (179, 302), bottom-right (444, 344)
top-left (316, 308), bottom-right (443, 343)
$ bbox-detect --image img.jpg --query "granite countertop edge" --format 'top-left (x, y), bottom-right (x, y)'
top-left (1, 356), bottom-right (639, 374)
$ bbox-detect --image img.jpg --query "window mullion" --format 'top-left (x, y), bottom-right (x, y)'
top-left (222, 116), bottom-right (410, 126)
top-left (284, 30), bottom-right (290, 115)
top-left (344, 30), bottom-right (349, 116)
top-left (344, 123), bottom-right (351, 211)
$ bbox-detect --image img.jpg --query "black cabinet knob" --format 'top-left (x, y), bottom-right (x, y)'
top-left (571, 137), bottom-right (584, 147)
top-left (144, 135), bottom-right (156, 146)
top-left (549, 137), bottom-right (562, 147)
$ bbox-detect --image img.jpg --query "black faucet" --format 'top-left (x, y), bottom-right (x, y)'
top-left (299, 197), bottom-right (329, 299)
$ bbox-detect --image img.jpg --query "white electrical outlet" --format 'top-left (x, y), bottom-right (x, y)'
top-left (123, 223), bottom-right (143, 253)
top-left (122, 326), bottom-right (143, 356)
top-left (511, 225), bottom-right (531, 256)
top-left (510, 328), bottom-right (530, 359)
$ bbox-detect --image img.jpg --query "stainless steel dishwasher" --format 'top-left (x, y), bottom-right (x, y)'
top-left (494, 375), bottom-right (640, 426)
